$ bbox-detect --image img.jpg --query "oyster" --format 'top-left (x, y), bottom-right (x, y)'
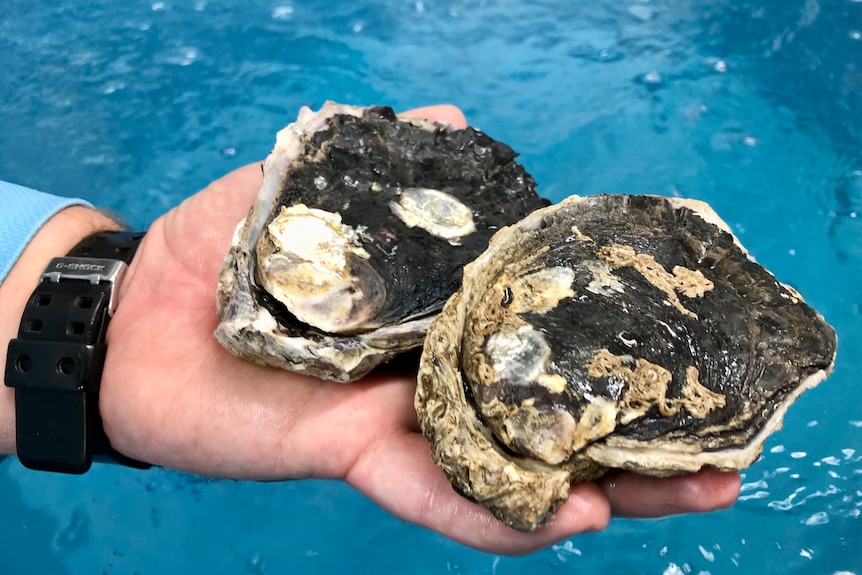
top-left (216, 102), bottom-right (547, 381)
top-left (416, 194), bottom-right (837, 532)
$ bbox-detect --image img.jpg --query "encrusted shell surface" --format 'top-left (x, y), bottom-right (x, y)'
top-left (215, 102), bottom-right (547, 381)
top-left (416, 194), bottom-right (837, 531)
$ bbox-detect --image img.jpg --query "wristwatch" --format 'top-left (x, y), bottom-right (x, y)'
top-left (5, 230), bottom-right (151, 473)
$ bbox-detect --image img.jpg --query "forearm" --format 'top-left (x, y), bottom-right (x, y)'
top-left (0, 206), bottom-right (122, 454)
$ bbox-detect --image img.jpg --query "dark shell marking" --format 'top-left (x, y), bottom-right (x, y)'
top-left (416, 194), bottom-right (837, 531)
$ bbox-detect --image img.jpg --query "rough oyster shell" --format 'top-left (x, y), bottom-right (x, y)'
top-left (215, 102), bottom-right (547, 381)
top-left (415, 194), bottom-right (837, 532)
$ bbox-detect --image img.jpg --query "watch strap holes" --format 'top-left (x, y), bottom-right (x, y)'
top-left (75, 296), bottom-right (94, 309)
top-left (25, 319), bottom-right (43, 333)
top-left (14, 354), bottom-right (32, 373)
top-left (57, 357), bottom-right (76, 375)
top-left (67, 322), bottom-right (85, 336)
top-left (33, 294), bottom-right (52, 306)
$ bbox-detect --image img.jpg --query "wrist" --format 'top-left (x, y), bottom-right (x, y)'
top-left (0, 206), bottom-right (122, 455)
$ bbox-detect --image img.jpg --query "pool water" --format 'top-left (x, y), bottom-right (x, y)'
top-left (1, 1), bottom-right (860, 573)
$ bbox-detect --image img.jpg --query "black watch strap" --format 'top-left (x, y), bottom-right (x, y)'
top-left (5, 230), bottom-right (150, 473)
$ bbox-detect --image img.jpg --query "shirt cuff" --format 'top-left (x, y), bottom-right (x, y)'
top-left (0, 181), bottom-right (93, 283)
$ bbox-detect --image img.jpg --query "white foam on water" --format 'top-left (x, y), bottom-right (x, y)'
top-left (697, 545), bottom-right (715, 562)
top-left (803, 511), bottom-right (829, 525)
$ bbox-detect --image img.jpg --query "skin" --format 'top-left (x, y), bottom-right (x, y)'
top-left (0, 105), bottom-right (740, 555)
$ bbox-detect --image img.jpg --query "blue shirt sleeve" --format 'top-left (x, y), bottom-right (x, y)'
top-left (0, 180), bottom-right (92, 283)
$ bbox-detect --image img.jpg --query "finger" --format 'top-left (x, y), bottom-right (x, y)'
top-left (346, 430), bottom-right (610, 555)
top-left (598, 467), bottom-right (741, 518)
top-left (399, 104), bottom-right (468, 129)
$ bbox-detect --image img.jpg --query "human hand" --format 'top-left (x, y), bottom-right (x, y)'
top-left (95, 105), bottom-right (739, 555)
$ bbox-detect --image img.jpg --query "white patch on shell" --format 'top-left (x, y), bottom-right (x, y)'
top-left (484, 326), bottom-right (566, 393)
top-left (584, 260), bottom-right (625, 297)
top-left (485, 326), bottom-right (549, 385)
top-left (568, 225), bottom-right (593, 243)
top-left (389, 187), bottom-right (475, 245)
top-left (256, 204), bottom-right (384, 334)
top-left (780, 283), bottom-right (802, 304)
top-left (617, 332), bottom-right (638, 347)
top-left (657, 320), bottom-right (678, 338)
top-left (509, 266), bottom-right (576, 315)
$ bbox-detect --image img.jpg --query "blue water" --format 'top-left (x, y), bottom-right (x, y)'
top-left (1, 0), bottom-right (860, 573)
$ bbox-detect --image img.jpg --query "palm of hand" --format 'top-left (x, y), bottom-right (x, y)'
top-left (96, 108), bottom-right (739, 554)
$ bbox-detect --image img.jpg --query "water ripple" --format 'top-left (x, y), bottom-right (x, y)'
top-left (769, 486), bottom-right (807, 511)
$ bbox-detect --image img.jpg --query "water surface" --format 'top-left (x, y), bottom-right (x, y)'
top-left (1, 1), bottom-right (860, 573)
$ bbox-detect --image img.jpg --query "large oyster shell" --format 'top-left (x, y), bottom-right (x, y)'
top-left (216, 103), bottom-right (547, 381)
top-left (416, 194), bottom-right (837, 532)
